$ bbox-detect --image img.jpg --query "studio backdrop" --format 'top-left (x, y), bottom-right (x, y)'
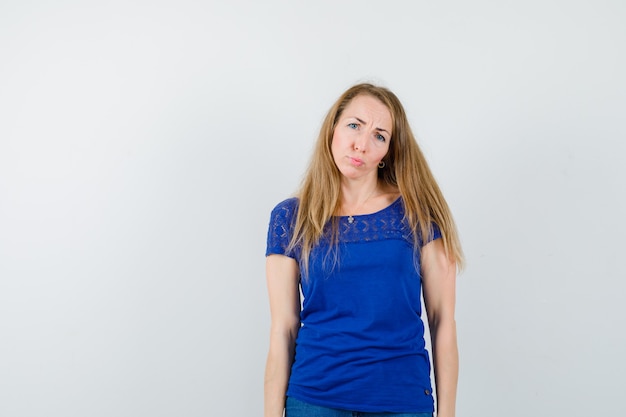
top-left (0, 1), bottom-right (624, 416)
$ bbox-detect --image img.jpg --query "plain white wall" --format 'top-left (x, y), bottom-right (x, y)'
top-left (1, 1), bottom-right (624, 416)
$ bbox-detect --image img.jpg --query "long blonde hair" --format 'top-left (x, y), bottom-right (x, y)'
top-left (288, 83), bottom-right (464, 275)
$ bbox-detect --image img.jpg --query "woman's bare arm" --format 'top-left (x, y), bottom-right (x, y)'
top-left (264, 254), bottom-right (301, 417)
top-left (422, 238), bottom-right (459, 417)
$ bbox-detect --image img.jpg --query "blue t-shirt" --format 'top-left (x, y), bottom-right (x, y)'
top-left (265, 197), bottom-right (441, 413)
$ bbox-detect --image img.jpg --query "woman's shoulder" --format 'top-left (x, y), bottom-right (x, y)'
top-left (271, 196), bottom-right (299, 212)
top-left (269, 197), bottom-right (300, 223)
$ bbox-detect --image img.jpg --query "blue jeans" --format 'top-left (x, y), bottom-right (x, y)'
top-left (285, 396), bottom-right (433, 417)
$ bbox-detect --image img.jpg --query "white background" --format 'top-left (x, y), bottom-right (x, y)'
top-left (1, 1), bottom-right (624, 416)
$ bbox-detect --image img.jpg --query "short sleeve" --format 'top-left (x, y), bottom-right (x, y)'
top-left (265, 198), bottom-right (299, 258)
top-left (418, 222), bottom-right (442, 247)
top-left (429, 222), bottom-right (442, 243)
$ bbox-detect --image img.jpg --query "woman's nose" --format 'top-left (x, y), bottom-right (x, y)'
top-left (353, 132), bottom-right (367, 152)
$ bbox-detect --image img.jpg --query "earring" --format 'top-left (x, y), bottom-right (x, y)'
top-left (378, 161), bottom-right (386, 169)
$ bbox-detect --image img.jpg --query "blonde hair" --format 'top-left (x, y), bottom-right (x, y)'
top-left (288, 83), bottom-right (464, 275)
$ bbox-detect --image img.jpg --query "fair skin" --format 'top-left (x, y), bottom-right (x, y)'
top-left (264, 254), bottom-right (300, 417)
top-left (264, 94), bottom-right (458, 417)
top-left (331, 94), bottom-right (395, 211)
top-left (422, 239), bottom-right (459, 417)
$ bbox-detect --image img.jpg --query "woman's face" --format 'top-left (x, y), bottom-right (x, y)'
top-left (331, 94), bottom-right (392, 183)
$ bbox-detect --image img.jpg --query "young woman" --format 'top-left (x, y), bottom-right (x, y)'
top-left (264, 83), bottom-right (464, 417)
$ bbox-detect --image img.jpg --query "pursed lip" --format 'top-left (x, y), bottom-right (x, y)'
top-left (348, 156), bottom-right (364, 167)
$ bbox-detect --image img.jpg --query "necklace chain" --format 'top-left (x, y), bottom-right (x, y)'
top-left (346, 187), bottom-right (378, 224)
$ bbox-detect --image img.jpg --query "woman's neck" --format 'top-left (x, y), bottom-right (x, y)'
top-left (340, 179), bottom-right (380, 205)
top-left (338, 179), bottom-right (401, 217)
top-left (338, 178), bottom-right (382, 217)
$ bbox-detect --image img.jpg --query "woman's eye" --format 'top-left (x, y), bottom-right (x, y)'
top-left (376, 134), bottom-right (386, 142)
top-left (347, 123), bottom-right (358, 129)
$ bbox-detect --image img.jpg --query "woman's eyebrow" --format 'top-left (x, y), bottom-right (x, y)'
top-left (352, 117), bottom-right (390, 134)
